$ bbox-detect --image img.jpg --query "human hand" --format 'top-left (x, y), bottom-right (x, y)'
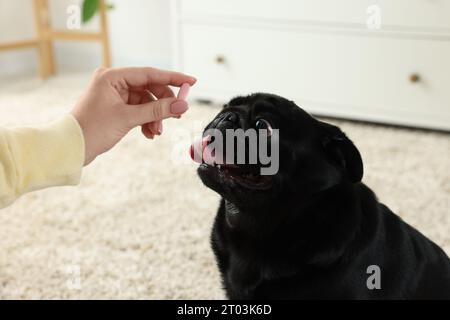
top-left (71, 67), bottom-right (196, 166)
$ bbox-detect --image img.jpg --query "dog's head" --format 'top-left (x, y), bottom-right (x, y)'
top-left (194, 93), bottom-right (363, 212)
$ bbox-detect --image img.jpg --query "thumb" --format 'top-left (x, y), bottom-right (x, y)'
top-left (126, 98), bottom-right (189, 126)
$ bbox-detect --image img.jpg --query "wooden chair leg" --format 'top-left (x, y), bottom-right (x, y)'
top-left (41, 0), bottom-right (56, 75)
top-left (33, 0), bottom-right (55, 79)
top-left (32, 0), bottom-right (48, 78)
top-left (99, 0), bottom-right (111, 68)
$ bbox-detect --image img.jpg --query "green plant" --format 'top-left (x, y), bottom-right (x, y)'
top-left (82, 0), bottom-right (114, 24)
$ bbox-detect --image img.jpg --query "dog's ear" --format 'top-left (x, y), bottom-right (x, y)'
top-left (318, 121), bottom-right (364, 183)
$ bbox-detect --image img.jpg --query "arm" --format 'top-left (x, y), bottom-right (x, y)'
top-left (0, 115), bottom-right (84, 208)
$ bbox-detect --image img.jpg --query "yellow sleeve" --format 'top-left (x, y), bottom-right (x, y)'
top-left (0, 115), bottom-right (85, 208)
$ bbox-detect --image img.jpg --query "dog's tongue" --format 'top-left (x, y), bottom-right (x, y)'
top-left (190, 136), bottom-right (211, 164)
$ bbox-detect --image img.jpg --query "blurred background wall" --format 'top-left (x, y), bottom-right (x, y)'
top-left (0, 0), bottom-right (172, 76)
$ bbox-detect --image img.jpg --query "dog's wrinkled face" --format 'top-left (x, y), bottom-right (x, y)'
top-left (196, 93), bottom-right (363, 211)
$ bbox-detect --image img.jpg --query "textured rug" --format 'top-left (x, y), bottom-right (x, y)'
top-left (0, 73), bottom-right (448, 299)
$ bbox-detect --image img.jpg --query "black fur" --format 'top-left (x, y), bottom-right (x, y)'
top-left (197, 93), bottom-right (450, 299)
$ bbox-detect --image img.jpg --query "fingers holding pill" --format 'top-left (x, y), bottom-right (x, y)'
top-left (71, 67), bottom-right (197, 165)
top-left (139, 85), bottom-right (189, 139)
top-left (118, 71), bottom-right (192, 139)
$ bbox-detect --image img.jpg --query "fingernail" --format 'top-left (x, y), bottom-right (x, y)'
top-left (171, 100), bottom-right (189, 115)
top-left (158, 122), bottom-right (163, 135)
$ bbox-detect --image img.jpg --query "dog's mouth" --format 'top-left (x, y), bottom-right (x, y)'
top-left (200, 163), bottom-right (273, 190)
top-left (191, 136), bottom-right (273, 190)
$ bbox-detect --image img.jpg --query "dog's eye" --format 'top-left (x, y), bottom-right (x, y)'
top-left (255, 119), bottom-right (273, 136)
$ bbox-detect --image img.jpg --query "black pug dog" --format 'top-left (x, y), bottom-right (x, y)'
top-left (194, 93), bottom-right (450, 300)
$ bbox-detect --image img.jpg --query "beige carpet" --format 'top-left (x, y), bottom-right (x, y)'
top-left (0, 73), bottom-right (449, 299)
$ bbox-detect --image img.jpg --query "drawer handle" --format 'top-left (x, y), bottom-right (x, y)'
top-left (215, 55), bottom-right (226, 65)
top-left (410, 73), bottom-right (421, 83)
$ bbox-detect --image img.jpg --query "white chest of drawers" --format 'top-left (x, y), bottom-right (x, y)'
top-left (171, 0), bottom-right (450, 130)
